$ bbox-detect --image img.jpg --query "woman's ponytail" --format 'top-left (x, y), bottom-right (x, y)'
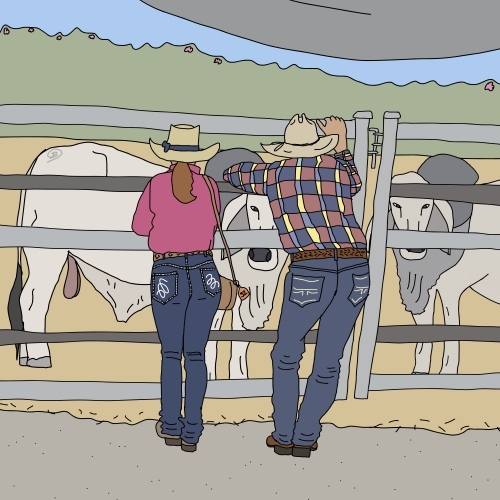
top-left (171, 162), bottom-right (197, 204)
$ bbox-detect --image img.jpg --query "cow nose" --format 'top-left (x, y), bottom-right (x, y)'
top-left (248, 248), bottom-right (272, 262)
top-left (406, 249), bottom-right (425, 253)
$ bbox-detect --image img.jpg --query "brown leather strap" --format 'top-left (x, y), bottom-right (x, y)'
top-left (153, 250), bottom-right (212, 262)
top-left (202, 175), bottom-right (239, 286)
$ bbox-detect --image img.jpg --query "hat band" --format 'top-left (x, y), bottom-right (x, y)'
top-left (270, 137), bottom-right (322, 147)
top-left (162, 141), bottom-right (200, 153)
top-left (286, 138), bottom-right (322, 147)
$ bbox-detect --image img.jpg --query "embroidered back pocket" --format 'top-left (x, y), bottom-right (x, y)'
top-left (289, 274), bottom-right (324, 308)
top-left (200, 268), bottom-right (221, 296)
top-left (151, 272), bottom-right (178, 304)
top-left (348, 272), bottom-right (370, 307)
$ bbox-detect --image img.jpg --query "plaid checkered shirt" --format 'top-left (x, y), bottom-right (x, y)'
top-left (222, 150), bottom-right (367, 253)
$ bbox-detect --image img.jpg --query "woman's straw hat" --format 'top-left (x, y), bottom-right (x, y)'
top-left (149, 124), bottom-right (220, 162)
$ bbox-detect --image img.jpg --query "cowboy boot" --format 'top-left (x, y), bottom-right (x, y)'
top-left (292, 441), bottom-right (319, 458)
top-left (181, 440), bottom-right (197, 453)
top-left (266, 435), bottom-right (293, 456)
top-left (155, 420), bottom-right (181, 446)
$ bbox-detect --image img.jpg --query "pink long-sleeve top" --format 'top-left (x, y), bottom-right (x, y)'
top-left (131, 163), bottom-right (221, 254)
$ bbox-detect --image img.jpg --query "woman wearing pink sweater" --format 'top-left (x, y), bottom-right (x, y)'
top-left (132, 125), bottom-right (221, 453)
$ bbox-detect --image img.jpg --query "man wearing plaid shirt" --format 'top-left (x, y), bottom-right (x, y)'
top-left (223, 114), bottom-right (370, 458)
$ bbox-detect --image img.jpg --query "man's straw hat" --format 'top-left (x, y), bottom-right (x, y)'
top-left (261, 114), bottom-right (338, 158)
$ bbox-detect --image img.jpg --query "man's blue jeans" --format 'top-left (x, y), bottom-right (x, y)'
top-left (271, 255), bottom-right (370, 447)
top-left (151, 253), bottom-right (220, 445)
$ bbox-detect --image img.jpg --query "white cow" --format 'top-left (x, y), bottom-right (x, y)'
top-left (366, 156), bottom-right (500, 374)
top-left (206, 192), bottom-right (289, 379)
top-left (12, 142), bottom-right (169, 367)
top-left (10, 143), bottom-right (287, 379)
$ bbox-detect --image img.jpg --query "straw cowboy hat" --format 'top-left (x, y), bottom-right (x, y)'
top-left (149, 124), bottom-right (220, 162)
top-left (261, 114), bottom-right (339, 158)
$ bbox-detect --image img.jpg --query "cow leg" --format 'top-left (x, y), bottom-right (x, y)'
top-left (20, 248), bottom-right (68, 368)
top-left (229, 297), bottom-right (250, 380)
top-left (206, 310), bottom-right (225, 380)
top-left (19, 343), bottom-right (28, 366)
top-left (411, 287), bottom-right (437, 375)
top-left (440, 291), bottom-right (461, 375)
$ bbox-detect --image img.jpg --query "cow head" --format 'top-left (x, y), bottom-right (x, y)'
top-left (205, 147), bottom-right (281, 270)
top-left (366, 157), bottom-right (476, 316)
top-left (205, 148), bottom-right (288, 330)
top-left (390, 171), bottom-right (453, 261)
top-left (222, 193), bottom-right (281, 272)
top-left (214, 194), bottom-right (288, 330)
top-left (382, 168), bottom-right (467, 316)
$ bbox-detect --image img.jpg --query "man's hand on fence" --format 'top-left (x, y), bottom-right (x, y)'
top-left (317, 116), bottom-right (347, 151)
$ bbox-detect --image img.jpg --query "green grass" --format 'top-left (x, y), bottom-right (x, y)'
top-left (1, 26), bottom-right (499, 158)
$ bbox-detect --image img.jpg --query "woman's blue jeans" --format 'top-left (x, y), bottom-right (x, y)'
top-left (151, 253), bottom-right (220, 445)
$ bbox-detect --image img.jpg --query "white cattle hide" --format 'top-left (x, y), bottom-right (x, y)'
top-left (16, 143), bottom-right (168, 367)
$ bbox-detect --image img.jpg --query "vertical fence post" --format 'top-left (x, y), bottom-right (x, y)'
top-left (335, 111), bottom-right (372, 401)
top-left (352, 111), bottom-right (373, 229)
top-left (354, 111), bottom-right (400, 400)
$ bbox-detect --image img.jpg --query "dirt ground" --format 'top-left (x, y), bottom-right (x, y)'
top-left (2, 138), bottom-right (500, 434)
top-left (2, 410), bottom-right (499, 500)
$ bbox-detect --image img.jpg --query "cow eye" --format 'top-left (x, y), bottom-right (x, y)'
top-left (422, 204), bottom-right (430, 209)
top-left (250, 206), bottom-right (259, 212)
top-left (392, 202), bottom-right (401, 209)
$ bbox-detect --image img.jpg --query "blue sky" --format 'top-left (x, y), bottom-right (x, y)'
top-left (1, 0), bottom-right (498, 86)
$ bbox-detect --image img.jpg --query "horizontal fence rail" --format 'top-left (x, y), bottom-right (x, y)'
top-left (17, 226), bottom-right (499, 252)
top-left (397, 122), bottom-right (500, 145)
top-left (390, 184), bottom-right (500, 206)
top-left (0, 104), bottom-right (362, 138)
top-left (0, 176), bottom-right (243, 194)
top-left (0, 330), bottom-right (318, 346)
top-left (377, 326), bottom-right (500, 343)
top-left (369, 374), bottom-right (500, 391)
top-left (3, 326), bottom-right (500, 347)
top-left (0, 379), bottom-right (311, 401)
top-left (7, 374), bottom-right (500, 401)
top-left (0, 226), bottom-right (282, 250)
top-left (3, 178), bottom-right (500, 209)
top-left (387, 230), bottom-right (500, 251)
top-left (2, 179), bottom-right (500, 207)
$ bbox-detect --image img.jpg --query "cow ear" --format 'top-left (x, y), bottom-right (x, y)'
top-left (222, 194), bottom-right (248, 230)
top-left (221, 248), bottom-right (243, 260)
top-left (220, 194), bottom-right (248, 260)
top-left (433, 200), bottom-right (453, 232)
top-left (365, 218), bottom-right (373, 252)
top-left (387, 210), bottom-right (395, 230)
top-left (431, 200), bottom-right (453, 255)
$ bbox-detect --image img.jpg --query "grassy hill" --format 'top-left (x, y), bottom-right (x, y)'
top-left (1, 26), bottom-right (499, 158)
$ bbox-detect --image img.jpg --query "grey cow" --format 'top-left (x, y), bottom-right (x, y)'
top-left (367, 154), bottom-right (500, 374)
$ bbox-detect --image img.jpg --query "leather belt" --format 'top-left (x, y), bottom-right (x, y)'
top-left (291, 248), bottom-right (367, 262)
top-left (153, 250), bottom-right (212, 262)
